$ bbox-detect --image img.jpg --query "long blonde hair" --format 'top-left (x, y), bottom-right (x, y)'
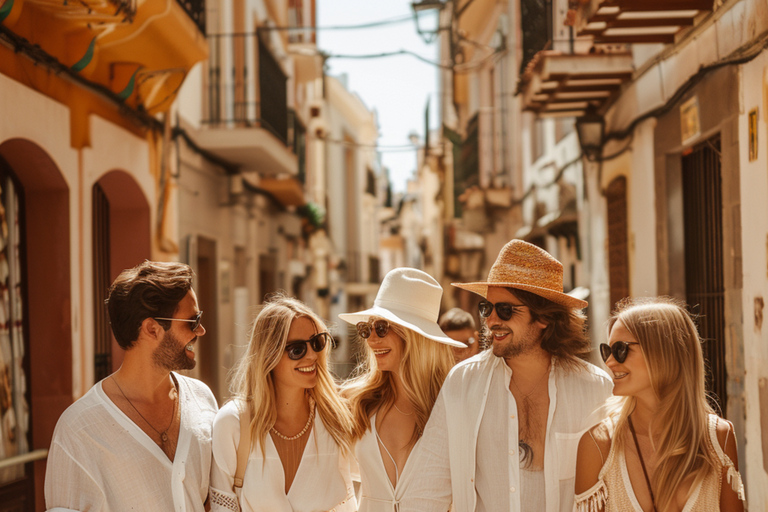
top-left (229, 294), bottom-right (353, 455)
top-left (607, 297), bottom-right (719, 511)
top-left (342, 319), bottom-right (454, 444)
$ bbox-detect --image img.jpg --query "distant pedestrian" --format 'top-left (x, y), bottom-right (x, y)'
top-left (573, 297), bottom-right (745, 512)
top-left (209, 295), bottom-right (356, 511)
top-left (438, 307), bottom-right (482, 364)
top-left (402, 239), bottom-right (613, 512)
top-left (340, 268), bottom-right (465, 512)
top-left (45, 261), bottom-right (218, 511)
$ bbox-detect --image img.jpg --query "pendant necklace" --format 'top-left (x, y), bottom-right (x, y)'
top-left (112, 376), bottom-right (177, 444)
top-left (510, 362), bottom-right (550, 468)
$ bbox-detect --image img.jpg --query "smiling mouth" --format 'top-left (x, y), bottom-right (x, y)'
top-left (185, 342), bottom-right (195, 353)
top-left (372, 348), bottom-right (391, 356)
top-left (613, 372), bottom-right (628, 380)
top-left (296, 364), bottom-right (316, 374)
top-left (492, 331), bottom-right (511, 341)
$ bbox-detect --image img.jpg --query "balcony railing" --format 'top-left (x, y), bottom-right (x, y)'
top-left (204, 33), bottom-right (289, 144)
top-left (176, 0), bottom-right (206, 34)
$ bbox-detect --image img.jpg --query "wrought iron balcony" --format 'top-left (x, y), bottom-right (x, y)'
top-left (176, 0), bottom-right (206, 34)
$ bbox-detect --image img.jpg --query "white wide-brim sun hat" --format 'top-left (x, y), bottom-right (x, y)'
top-left (339, 267), bottom-right (466, 348)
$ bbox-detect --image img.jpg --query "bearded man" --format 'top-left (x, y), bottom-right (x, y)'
top-left (403, 240), bottom-right (612, 512)
top-left (45, 261), bottom-right (217, 511)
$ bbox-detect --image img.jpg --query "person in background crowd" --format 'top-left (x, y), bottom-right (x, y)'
top-left (401, 239), bottom-right (613, 512)
top-left (573, 297), bottom-right (745, 512)
top-left (340, 268), bottom-right (464, 511)
top-left (45, 261), bottom-right (217, 511)
top-left (209, 294), bottom-right (356, 511)
top-left (438, 307), bottom-right (482, 364)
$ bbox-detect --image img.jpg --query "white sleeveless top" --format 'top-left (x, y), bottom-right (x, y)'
top-left (573, 414), bottom-right (745, 512)
top-left (355, 413), bottom-right (429, 512)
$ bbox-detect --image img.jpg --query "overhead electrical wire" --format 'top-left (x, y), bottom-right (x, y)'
top-left (208, 13), bottom-right (426, 36)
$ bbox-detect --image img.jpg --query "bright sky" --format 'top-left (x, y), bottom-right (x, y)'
top-left (317, 1), bottom-right (440, 192)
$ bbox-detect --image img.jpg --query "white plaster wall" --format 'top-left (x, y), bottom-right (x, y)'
top-left (627, 119), bottom-right (657, 297)
top-left (737, 51), bottom-right (768, 510)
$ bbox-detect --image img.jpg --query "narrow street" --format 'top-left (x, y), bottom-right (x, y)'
top-left (0, 0), bottom-right (766, 509)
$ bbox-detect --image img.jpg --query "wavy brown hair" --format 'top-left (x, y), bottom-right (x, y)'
top-left (341, 319), bottom-right (454, 445)
top-left (503, 287), bottom-right (590, 368)
top-left (606, 297), bottom-right (719, 512)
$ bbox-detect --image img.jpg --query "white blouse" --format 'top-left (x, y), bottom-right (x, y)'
top-left (45, 374), bottom-right (218, 512)
top-left (356, 413), bottom-right (438, 512)
top-left (209, 400), bottom-right (356, 512)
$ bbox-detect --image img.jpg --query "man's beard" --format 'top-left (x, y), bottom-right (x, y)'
top-left (153, 331), bottom-right (196, 371)
top-left (484, 324), bottom-right (541, 359)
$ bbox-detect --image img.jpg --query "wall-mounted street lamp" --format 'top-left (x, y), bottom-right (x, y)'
top-left (575, 106), bottom-right (605, 161)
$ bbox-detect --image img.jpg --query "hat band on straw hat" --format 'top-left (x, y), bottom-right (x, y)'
top-left (451, 239), bottom-right (588, 309)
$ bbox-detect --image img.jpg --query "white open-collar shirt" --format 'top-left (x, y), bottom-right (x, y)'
top-left (44, 373), bottom-right (218, 512)
top-left (400, 350), bottom-right (612, 512)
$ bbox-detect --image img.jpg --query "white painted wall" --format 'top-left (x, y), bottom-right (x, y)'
top-left (737, 51), bottom-right (768, 509)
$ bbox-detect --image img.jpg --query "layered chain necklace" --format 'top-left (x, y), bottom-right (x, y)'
top-left (112, 376), bottom-right (177, 445)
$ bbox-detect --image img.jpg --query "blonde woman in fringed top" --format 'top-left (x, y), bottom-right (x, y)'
top-left (339, 268), bottom-right (465, 512)
top-left (573, 297), bottom-right (745, 512)
top-left (209, 295), bottom-right (356, 511)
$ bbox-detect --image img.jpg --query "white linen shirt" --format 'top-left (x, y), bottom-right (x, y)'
top-left (209, 400), bottom-right (356, 512)
top-left (401, 350), bottom-right (612, 512)
top-left (44, 373), bottom-right (218, 512)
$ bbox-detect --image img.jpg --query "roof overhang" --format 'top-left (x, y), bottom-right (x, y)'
top-left (521, 51), bottom-right (633, 117)
top-left (575, 0), bottom-right (715, 44)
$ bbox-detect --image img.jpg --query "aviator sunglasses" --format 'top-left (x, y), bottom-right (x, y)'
top-left (285, 332), bottom-right (332, 360)
top-left (356, 319), bottom-right (390, 339)
top-left (154, 311), bottom-right (203, 332)
top-left (478, 300), bottom-right (524, 322)
top-left (599, 341), bottom-right (640, 364)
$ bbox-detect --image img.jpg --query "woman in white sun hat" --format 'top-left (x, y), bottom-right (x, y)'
top-left (340, 268), bottom-right (465, 512)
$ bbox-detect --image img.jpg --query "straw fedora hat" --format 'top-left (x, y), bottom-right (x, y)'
top-left (339, 268), bottom-right (466, 348)
top-left (452, 239), bottom-right (588, 310)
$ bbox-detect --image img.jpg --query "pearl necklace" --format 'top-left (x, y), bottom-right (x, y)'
top-left (271, 397), bottom-right (316, 441)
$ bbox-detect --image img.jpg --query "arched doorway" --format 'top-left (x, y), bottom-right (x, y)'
top-left (0, 139), bottom-right (71, 511)
top-left (92, 171), bottom-right (151, 382)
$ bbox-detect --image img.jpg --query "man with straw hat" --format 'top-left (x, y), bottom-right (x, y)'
top-left (403, 240), bottom-right (612, 512)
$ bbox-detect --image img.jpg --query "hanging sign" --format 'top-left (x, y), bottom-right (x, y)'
top-left (680, 96), bottom-right (700, 145)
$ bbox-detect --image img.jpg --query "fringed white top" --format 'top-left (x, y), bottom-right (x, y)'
top-left (573, 414), bottom-right (745, 512)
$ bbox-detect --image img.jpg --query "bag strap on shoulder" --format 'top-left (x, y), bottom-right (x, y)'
top-left (234, 400), bottom-right (251, 489)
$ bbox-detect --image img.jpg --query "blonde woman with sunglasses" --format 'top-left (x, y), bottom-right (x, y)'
top-left (574, 297), bottom-right (745, 512)
top-left (209, 295), bottom-right (356, 511)
top-left (339, 268), bottom-right (465, 512)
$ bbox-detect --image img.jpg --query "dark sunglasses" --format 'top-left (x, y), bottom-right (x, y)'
top-left (599, 341), bottom-right (640, 364)
top-left (478, 300), bottom-right (524, 322)
top-left (285, 332), bottom-right (331, 360)
top-left (356, 319), bottom-right (390, 339)
top-left (154, 311), bottom-right (203, 332)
